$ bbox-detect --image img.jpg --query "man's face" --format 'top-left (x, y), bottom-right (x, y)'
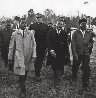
top-left (6, 23), bottom-right (11, 30)
top-left (20, 20), bottom-right (27, 30)
top-left (1, 21), bottom-right (6, 29)
top-left (56, 21), bottom-right (62, 30)
top-left (80, 22), bottom-right (87, 30)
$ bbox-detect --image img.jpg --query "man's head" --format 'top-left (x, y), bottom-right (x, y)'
top-left (6, 21), bottom-right (11, 30)
top-left (79, 18), bottom-right (87, 31)
top-left (28, 9), bottom-right (34, 16)
top-left (36, 13), bottom-right (42, 23)
top-left (14, 16), bottom-right (20, 25)
top-left (56, 20), bottom-right (63, 30)
top-left (20, 18), bottom-right (27, 30)
top-left (58, 17), bottom-right (66, 28)
top-left (1, 20), bottom-right (6, 29)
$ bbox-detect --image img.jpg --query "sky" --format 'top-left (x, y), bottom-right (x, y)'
top-left (0, 0), bottom-right (96, 18)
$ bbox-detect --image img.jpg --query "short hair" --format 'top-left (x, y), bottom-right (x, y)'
top-left (20, 18), bottom-right (26, 22)
top-left (36, 13), bottom-right (42, 18)
top-left (79, 18), bottom-right (87, 25)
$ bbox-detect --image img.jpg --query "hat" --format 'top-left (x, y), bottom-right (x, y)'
top-left (79, 18), bottom-right (87, 25)
top-left (58, 16), bottom-right (66, 23)
top-left (59, 16), bottom-right (64, 21)
top-left (14, 16), bottom-right (20, 21)
top-left (36, 13), bottom-right (42, 18)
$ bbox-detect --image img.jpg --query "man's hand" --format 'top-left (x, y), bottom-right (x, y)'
top-left (8, 59), bottom-right (13, 72)
top-left (74, 54), bottom-right (78, 61)
top-left (32, 57), bottom-right (36, 62)
top-left (8, 59), bottom-right (12, 66)
top-left (50, 50), bottom-right (56, 57)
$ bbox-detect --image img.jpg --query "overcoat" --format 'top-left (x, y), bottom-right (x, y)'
top-left (46, 29), bottom-right (69, 69)
top-left (8, 29), bottom-right (36, 75)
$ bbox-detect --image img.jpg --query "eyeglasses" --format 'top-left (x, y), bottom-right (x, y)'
top-left (36, 17), bottom-right (42, 19)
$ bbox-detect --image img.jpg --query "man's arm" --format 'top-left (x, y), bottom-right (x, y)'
top-left (30, 30), bottom-right (36, 62)
top-left (71, 32), bottom-right (78, 60)
top-left (8, 32), bottom-right (16, 60)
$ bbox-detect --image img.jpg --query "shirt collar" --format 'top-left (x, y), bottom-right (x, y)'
top-left (17, 29), bottom-right (26, 36)
top-left (80, 29), bottom-right (85, 33)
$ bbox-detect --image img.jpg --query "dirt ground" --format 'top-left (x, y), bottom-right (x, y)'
top-left (0, 39), bottom-right (96, 98)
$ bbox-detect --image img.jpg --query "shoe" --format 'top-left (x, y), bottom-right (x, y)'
top-left (35, 76), bottom-right (41, 81)
top-left (20, 91), bottom-right (26, 98)
top-left (82, 86), bottom-right (90, 92)
top-left (71, 77), bottom-right (76, 82)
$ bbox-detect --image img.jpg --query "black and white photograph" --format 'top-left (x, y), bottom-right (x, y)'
top-left (0, 0), bottom-right (96, 98)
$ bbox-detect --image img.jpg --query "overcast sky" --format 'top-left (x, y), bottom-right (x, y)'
top-left (0, 0), bottom-right (96, 18)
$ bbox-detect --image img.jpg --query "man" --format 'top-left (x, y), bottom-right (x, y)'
top-left (59, 16), bottom-right (71, 66)
top-left (29, 13), bottom-right (49, 80)
top-left (46, 20), bottom-right (69, 79)
top-left (71, 18), bottom-right (96, 91)
top-left (13, 16), bottom-right (20, 30)
top-left (27, 9), bottom-right (36, 26)
top-left (46, 21), bottom-right (54, 66)
top-left (8, 18), bottom-right (36, 97)
top-left (0, 21), bottom-right (14, 66)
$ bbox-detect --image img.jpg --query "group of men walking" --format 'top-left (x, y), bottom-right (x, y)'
top-left (0, 13), bottom-right (96, 98)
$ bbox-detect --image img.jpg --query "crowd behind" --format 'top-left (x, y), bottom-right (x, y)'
top-left (0, 9), bottom-right (96, 98)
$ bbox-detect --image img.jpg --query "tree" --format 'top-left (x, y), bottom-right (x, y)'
top-left (44, 9), bottom-right (55, 24)
top-left (91, 17), bottom-right (96, 26)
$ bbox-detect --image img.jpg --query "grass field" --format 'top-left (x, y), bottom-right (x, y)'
top-left (0, 38), bottom-right (96, 98)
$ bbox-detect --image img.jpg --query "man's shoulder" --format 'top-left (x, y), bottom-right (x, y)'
top-left (0, 29), bottom-right (6, 32)
top-left (73, 29), bottom-right (80, 34)
top-left (12, 29), bottom-right (21, 36)
top-left (48, 29), bottom-right (56, 34)
top-left (27, 29), bottom-right (35, 35)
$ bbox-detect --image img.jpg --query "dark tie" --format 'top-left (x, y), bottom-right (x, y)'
top-left (23, 30), bottom-right (24, 38)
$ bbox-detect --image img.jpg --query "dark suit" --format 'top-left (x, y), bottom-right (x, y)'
top-left (0, 29), bottom-right (14, 65)
top-left (47, 29), bottom-right (69, 77)
top-left (29, 22), bottom-right (49, 77)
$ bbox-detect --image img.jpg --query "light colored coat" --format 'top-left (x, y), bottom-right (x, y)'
top-left (8, 29), bottom-right (36, 75)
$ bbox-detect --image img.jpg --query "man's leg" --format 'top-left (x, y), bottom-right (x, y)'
top-left (82, 55), bottom-right (90, 89)
top-left (19, 71), bottom-right (28, 97)
top-left (34, 50), bottom-right (45, 80)
top-left (72, 55), bottom-right (82, 80)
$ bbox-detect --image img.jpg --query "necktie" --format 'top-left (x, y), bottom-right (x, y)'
top-left (58, 30), bottom-right (61, 34)
top-left (23, 30), bottom-right (24, 38)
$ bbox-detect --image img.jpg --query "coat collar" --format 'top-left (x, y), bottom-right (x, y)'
top-left (16, 29), bottom-right (30, 36)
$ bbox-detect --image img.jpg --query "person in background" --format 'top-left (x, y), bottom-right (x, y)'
top-left (8, 18), bottom-right (36, 98)
top-left (29, 13), bottom-right (49, 81)
top-left (0, 20), bottom-right (14, 67)
top-left (13, 16), bottom-right (20, 30)
top-left (71, 18), bottom-right (96, 91)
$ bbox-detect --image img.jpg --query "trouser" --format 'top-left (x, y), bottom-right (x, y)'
top-left (72, 53), bottom-right (90, 87)
top-left (34, 49), bottom-right (45, 77)
top-left (51, 55), bottom-right (65, 78)
top-left (1, 47), bottom-right (8, 65)
top-left (46, 51), bottom-right (53, 66)
top-left (19, 71), bottom-right (28, 92)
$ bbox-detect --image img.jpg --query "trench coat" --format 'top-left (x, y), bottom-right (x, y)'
top-left (8, 29), bottom-right (36, 75)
